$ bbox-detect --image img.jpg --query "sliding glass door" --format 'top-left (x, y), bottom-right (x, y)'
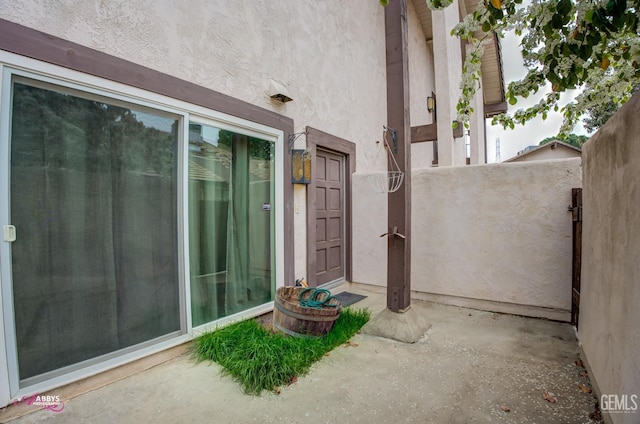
top-left (188, 122), bottom-right (275, 326)
top-left (7, 77), bottom-right (182, 384)
top-left (0, 64), bottom-right (282, 394)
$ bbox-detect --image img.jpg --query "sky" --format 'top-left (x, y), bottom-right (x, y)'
top-left (484, 30), bottom-right (589, 163)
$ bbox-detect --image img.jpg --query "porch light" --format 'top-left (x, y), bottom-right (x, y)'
top-left (291, 149), bottom-right (311, 184)
top-left (427, 95), bottom-right (436, 113)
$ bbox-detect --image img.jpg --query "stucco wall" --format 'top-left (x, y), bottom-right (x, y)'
top-left (0, 0), bottom-right (389, 280)
top-left (406, 159), bottom-right (582, 320)
top-left (351, 174), bottom-right (388, 286)
top-left (580, 93), bottom-right (640, 424)
top-left (407, 0), bottom-right (436, 168)
top-left (0, 0), bottom-right (387, 148)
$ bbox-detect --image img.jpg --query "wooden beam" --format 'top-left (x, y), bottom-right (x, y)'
top-left (411, 123), bottom-right (463, 143)
top-left (411, 123), bottom-right (437, 143)
top-left (384, 0), bottom-right (411, 312)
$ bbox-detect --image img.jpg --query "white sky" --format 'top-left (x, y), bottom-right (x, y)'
top-left (485, 30), bottom-right (589, 162)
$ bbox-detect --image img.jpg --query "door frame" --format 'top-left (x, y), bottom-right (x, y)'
top-left (305, 127), bottom-right (355, 287)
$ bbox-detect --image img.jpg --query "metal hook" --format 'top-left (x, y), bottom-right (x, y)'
top-left (379, 226), bottom-right (406, 239)
top-left (288, 131), bottom-right (308, 152)
top-left (383, 125), bottom-right (398, 154)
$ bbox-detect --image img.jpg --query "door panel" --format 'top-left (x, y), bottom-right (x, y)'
top-left (6, 77), bottom-right (181, 384)
top-left (187, 124), bottom-right (275, 326)
top-left (314, 150), bottom-right (345, 286)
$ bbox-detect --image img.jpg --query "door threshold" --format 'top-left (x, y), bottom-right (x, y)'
top-left (320, 279), bottom-right (348, 292)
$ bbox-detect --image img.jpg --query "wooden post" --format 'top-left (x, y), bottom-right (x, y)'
top-left (385, 0), bottom-right (411, 312)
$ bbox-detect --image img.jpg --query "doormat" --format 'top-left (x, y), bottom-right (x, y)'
top-left (334, 292), bottom-right (367, 307)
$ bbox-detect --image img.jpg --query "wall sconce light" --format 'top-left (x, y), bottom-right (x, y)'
top-left (269, 79), bottom-right (293, 103)
top-left (427, 94), bottom-right (436, 113)
top-left (291, 150), bottom-right (311, 184)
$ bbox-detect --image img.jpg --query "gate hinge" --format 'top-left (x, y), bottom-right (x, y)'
top-left (567, 205), bottom-right (582, 222)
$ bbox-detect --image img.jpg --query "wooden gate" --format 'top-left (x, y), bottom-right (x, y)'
top-left (570, 188), bottom-right (583, 328)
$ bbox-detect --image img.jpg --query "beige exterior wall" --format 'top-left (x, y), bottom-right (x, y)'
top-left (432, 0), bottom-right (466, 166)
top-left (406, 159), bottom-right (582, 320)
top-left (351, 174), bottom-right (388, 286)
top-left (0, 0), bottom-right (389, 280)
top-left (580, 93), bottom-right (640, 424)
top-left (407, 0), bottom-right (436, 168)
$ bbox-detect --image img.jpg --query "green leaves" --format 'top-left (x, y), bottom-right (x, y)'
top-left (450, 0), bottom-right (639, 133)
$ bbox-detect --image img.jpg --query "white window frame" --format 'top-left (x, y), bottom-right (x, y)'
top-left (0, 50), bottom-right (285, 401)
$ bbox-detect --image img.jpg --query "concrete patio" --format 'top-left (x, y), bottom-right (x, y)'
top-left (0, 285), bottom-right (601, 423)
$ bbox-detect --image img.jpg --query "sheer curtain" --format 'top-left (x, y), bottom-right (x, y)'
top-left (225, 134), bottom-right (250, 314)
top-left (188, 126), bottom-right (229, 325)
top-left (188, 126), bottom-right (274, 326)
top-left (10, 79), bottom-right (180, 381)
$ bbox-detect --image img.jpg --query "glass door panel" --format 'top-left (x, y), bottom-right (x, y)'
top-left (9, 78), bottom-right (181, 382)
top-left (188, 123), bottom-right (275, 326)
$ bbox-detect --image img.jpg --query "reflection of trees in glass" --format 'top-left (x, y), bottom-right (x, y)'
top-left (11, 82), bottom-right (177, 177)
top-left (217, 129), bottom-right (274, 162)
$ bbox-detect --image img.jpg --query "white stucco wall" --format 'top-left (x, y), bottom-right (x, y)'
top-left (0, 0), bottom-right (389, 280)
top-left (407, 0), bottom-right (436, 169)
top-left (409, 159), bottom-right (582, 320)
top-left (580, 93), bottom-right (640, 424)
top-left (431, 0), bottom-right (465, 166)
top-left (351, 174), bottom-right (388, 286)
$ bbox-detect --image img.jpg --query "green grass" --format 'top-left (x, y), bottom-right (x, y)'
top-left (192, 308), bottom-right (370, 395)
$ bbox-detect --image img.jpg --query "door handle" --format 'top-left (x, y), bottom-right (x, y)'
top-left (2, 225), bottom-right (16, 242)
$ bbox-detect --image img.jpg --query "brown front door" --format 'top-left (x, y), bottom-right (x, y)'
top-left (314, 149), bottom-right (345, 286)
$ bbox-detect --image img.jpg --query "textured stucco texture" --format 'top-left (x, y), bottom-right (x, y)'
top-left (580, 92), bottom-right (640, 424)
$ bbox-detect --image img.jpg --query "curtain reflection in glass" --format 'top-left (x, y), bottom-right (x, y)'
top-left (188, 123), bottom-right (274, 326)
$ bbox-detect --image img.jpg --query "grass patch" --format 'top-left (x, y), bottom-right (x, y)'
top-left (193, 308), bottom-right (370, 395)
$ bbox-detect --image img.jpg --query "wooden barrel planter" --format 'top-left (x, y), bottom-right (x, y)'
top-left (273, 287), bottom-right (342, 338)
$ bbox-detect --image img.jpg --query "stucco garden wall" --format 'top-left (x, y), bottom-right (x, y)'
top-left (579, 93), bottom-right (640, 424)
top-left (399, 159), bottom-right (581, 320)
top-left (354, 159), bottom-right (581, 320)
